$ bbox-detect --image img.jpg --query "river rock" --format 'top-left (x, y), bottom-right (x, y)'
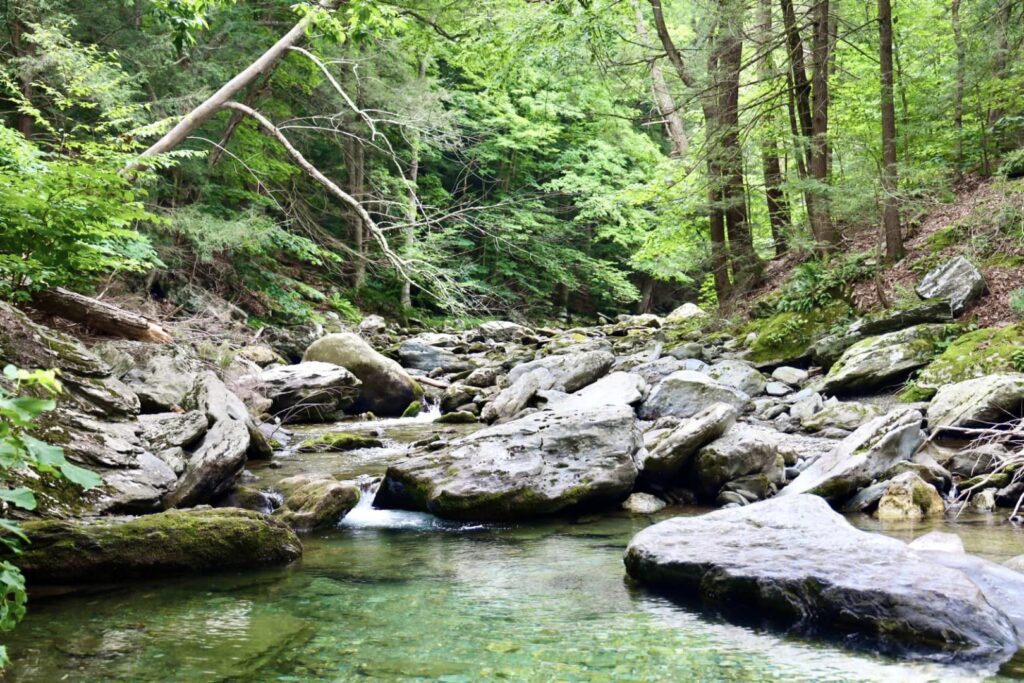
top-left (876, 472), bottom-right (945, 520)
top-left (692, 424), bottom-right (790, 500)
top-left (706, 360), bottom-right (766, 396)
top-left (800, 400), bottom-right (883, 432)
top-left (639, 371), bottom-right (749, 420)
top-left (630, 357), bottom-right (701, 385)
top-left (125, 351), bottom-right (200, 412)
top-left (162, 372), bottom-right (258, 508)
top-left (624, 494), bottom-right (1021, 665)
top-left (639, 403), bottom-right (737, 483)
top-left (664, 303), bottom-right (706, 324)
top-left (622, 492), bottom-right (667, 514)
top-left (472, 321), bottom-right (530, 342)
top-left (274, 475), bottom-right (360, 531)
top-left (138, 411), bottom-right (209, 454)
top-left (482, 350), bottom-right (614, 422)
top-left (375, 403), bottom-right (641, 520)
top-left (236, 345), bottom-right (283, 367)
top-left (909, 531), bottom-right (965, 553)
top-left (304, 332), bottom-right (422, 416)
top-left (781, 408), bottom-right (925, 504)
top-left (13, 508), bottom-right (301, 584)
top-left (926, 373), bottom-right (1024, 433)
top-left (772, 366), bottom-right (808, 386)
top-left (916, 256), bottom-right (986, 317)
top-left (398, 340), bottom-right (476, 373)
top-left (820, 324), bottom-right (949, 395)
top-left (464, 366), bottom-right (499, 388)
top-left (553, 371), bottom-right (647, 411)
top-left (257, 361), bottom-right (361, 423)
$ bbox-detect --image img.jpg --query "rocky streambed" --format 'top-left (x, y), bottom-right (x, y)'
top-left (4, 256), bottom-right (1024, 676)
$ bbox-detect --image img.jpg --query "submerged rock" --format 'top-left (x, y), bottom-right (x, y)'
top-left (296, 432), bottom-right (382, 452)
top-left (624, 495), bottom-right (1021, 665)
top-left (916, 256), bottom-right (986, 317)
top-left (622, 492), bottom-right (667, 514)
top-left (304, 332), bottom-right (422, 417)
top-left (375, 403), bottom-right (641, 520)
top-left (15, 508), bottom-right (301, 584)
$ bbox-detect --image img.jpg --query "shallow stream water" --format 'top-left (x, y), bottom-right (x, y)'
top-left (4, 416), bottom-right (1024, 682)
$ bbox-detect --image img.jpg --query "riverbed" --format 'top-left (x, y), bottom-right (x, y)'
top-left (5, 415), bottom-right (1024, 682)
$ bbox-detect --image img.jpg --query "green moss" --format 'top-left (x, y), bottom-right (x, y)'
top-left (296, 432), bottom-right (383, 453)
top-left (401, 401), bottom-right (423, 418)
top-left (916, 324), bottom-right (1024, 390)
top-left (926, 223), bottom-right (967, 253)
top-left (898, 382), bottom-right (936, 403)
top-left (743, 302), bottom-right (851, 364)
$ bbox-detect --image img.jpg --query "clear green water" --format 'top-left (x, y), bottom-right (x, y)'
top-left (3, 418), bottom-right (1023, 682)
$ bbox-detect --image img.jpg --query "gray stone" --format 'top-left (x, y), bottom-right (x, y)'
top-left (772, 366), bottom-right (808, 386)
top-left (916, 256), bottom-right (986, 316)
top-left (707, 360), bottom-right (766, 396)
top-left (927, 374), bottom-right (1024, 433)
top-left (909, 531), bottom-right (965, 553)
top-left (375, 403), bottom-right (641, 520)
top-left (138, 411), bottom-right (209, 452)
top-left (257, 361), bottom-right (361, 423)
top-left (465, 366), bottom-right (499, 388)
top-left (275, 474), bottom-right (361, 532)
top-left (304, 332), bottom-right (422, 416)
top-left (781, 408), bottom-right (925, 504)
top-left (624, 494), bottom-right (1021, 665)
top-left (398, 340), bottom-right (476, 373)
top-left (876, 472), bottom-right (945, 520)
top-left (639, 403), bottom-right (737, 483)
top-left (639, 371), bottom-right (749, 420)
top-left (665, 342), bottom-right (704, 360)
top-left (622, 492), bottom-right (667, 514)
top-left (126, 352), bottom-right (199, 412)
top-left (789, 391), bottom-right (823, 423)
top-left (482, 350), bottom-right (615, 422)
top-left (765, 381), bottom-right (792, 396)
top-left (800, 400), bottom-right (883, 432)
top-left (820, 324), bottom-right (949, 395)
top-left (693, 424), bottom-right (789, 499)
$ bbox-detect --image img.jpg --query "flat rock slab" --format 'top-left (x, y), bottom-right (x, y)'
top-left (375, 403), bottom-right (640, 520)
top-left (624, 495), bottom-right (1021, 666)
top-left (15, 508), bottom-right (302, 584)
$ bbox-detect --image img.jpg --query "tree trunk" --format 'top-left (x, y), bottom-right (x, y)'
top-left (758, 0), bottom-right (789, 256)
top-left (10, 19), bottom-right (34, 139)
top-left (634, 1), bottom-right (688, 157)
top-left (879, 0), bottom-right (903, 262)
top-left (809, 0), bottom-right (837, 249)
top-left (951, 0), bottom-right (964, 171)
top-left (133, 7), bottom-right (330, 165)
top-left (32, 289), bottom-right (172, 343)
top-left (400, 56), bottom-right (428, 310)
top-left (349, 135), bottom-right (366, 289)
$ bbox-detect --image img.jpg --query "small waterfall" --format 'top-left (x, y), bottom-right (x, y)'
top-left (410, 395), bottom-right (442, 423)
top-left (340, 475), bottom-right (488, 531)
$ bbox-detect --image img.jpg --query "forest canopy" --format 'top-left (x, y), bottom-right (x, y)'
top-left (1, 0), bottom-right (1022, 322)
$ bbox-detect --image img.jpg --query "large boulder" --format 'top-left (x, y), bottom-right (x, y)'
top-left (639, 370), bottom-right (748, 420)
top-left (397, 340), bottom-right (476, 373)
top-left (551, 371), bottom-right (647, 411)
top-left (274, 475), bottom-right (360, 531)
top-left (162, 373), bottom-right (261, 509)
top-left (256, 361), bottom-right (361, 423)
top-left (374, 403), bottom-right (641, 520)
top-left (916, 256), bottom-right (986, 316)
top-left (927, 374), bottom-right (1024, 433)
top-left (664, 303), bottom-right (707, 324)
top-left (471, 321), bottom-right (530, 342)
top-left (304, 332), bottom-right (422, 416)
top-left (914, 324), bottom-right (1024, 396)
top-left (639, 403), bottom-right (737, 483)
top-left (820, 324), bottom-right (950, 395)
top-left (799, 400), bottom-right (883, 432)
top-left (692, 424), bottom-right (790, 500)
top-left (124, 351), bottom-right (200, 413)
top-left (706, 360), bottom-right (766, 397)
top-left (14, 508), bottom-right (301, 584)
top-left (624, 495), bottom-right (1021, 665)
top-left (781, 408), bottom-right (925, 504)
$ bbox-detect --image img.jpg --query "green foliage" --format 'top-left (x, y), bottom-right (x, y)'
top-left (0, 365), bottom-right (100, 666)
top-left (999, 149), bottom-right (1024, 179)
top-left (775, 255), bottom-right (876, 314)
top-left (1010, 289), bottom-right (1024, 319)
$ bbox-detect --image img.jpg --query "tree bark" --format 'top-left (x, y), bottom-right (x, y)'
top-left (808, 0), bottom-right (837, 249)
top-left (879, 0), bottom-right (903, 262)
top-left (10, 19), bottom-right (35, 139)
top-left (400, 56), bottom-right (428, 310)
top-left (951, 0), bottom-right (965, 171)
top-left (32, 289), bottom-right (172, 343)
top-left (634, 1), bottom-right (688, 157)
top-left (133, 6), bottom-right (331, 166)
top-left (758, 0), bottom-right (789, 256)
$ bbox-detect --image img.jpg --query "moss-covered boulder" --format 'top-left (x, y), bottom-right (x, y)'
top-left (927, 374), bottom-right (1024, 432)
top-left (12, 508), bottom-right (301, 584)
top-left (434, 411), bottom-right (477, 424)
top-left (876, 472), bottom-right (945, 520)
top-left (296, 432), bottom-right (383, 452)
top-left (743, 302), bottom-right (851, 367)
top-left (274, 475), bottom-right (360, 532)
top-left (914, 324), bottom-right (1024, 397)
top-left (820, 324), bottom-right (954, 395)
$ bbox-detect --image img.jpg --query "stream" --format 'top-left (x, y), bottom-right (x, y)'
top-left (4, 414), bottom-right (1024, 682)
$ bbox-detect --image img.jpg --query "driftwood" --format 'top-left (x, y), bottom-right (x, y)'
top-left (32, 288), bottom-right (172, 344)
top-left (417, 376), bottom-right (450, 389)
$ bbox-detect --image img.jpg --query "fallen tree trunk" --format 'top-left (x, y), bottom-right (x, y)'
top-left (32, 288), bottom-right (173, 343)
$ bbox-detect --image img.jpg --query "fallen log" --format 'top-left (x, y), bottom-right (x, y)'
top-left (32, 288), bottom-right (173, 343)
